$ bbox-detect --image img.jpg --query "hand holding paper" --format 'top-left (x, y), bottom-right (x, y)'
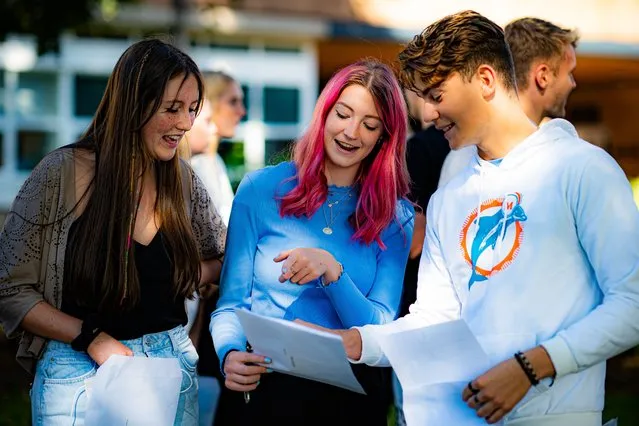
top-left (85, 355), bottom-right (182, 426)
top-left (222, 349), bottom-right (271, 392)
top-left (235, 309), bottom-right (365, 394)
top-left (87, 332), bottom-right (133, 365)
top-left (462, 356), bottom-right (531, 423)
top-left (294, 319), bottom-right (363, 361)
top-left (376, 319), bottom-right (495, 425)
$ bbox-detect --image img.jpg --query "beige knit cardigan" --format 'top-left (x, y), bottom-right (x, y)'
top-left (0, 148), bottom-right (226, 374)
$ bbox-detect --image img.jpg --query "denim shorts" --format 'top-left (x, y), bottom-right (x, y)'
top-left (30, 325), bottom-right (199, 426)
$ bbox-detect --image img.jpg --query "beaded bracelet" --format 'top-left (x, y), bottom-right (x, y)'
top-left (514, 351), bottom-right (540, 386)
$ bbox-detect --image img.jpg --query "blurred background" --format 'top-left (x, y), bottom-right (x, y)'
top-left (1, 0), bottom-right (638, 424)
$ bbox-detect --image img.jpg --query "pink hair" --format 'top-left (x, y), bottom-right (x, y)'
top-left (279, 59), bottom-right (409, 248)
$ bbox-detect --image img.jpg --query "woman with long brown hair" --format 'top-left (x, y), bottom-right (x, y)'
top-left (0, 37), bottom-right (225, 425)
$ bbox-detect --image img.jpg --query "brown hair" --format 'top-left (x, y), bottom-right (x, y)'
top-left (398, 10), bottom-right (516, 94)
top-left (505, 17), bottom-right (579, 91)
top-left (66, 37), bottom-right (204, 313)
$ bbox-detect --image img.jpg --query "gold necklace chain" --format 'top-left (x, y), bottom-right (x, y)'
top-left (321, 189), bottom-right (353, 235)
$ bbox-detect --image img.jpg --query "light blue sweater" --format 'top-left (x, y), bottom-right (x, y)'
top-left (211, 161), bottom-right (414, 364)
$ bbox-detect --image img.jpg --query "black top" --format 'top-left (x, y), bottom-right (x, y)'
top-left (399, 126), bottom-right (451, 318)
top-left (196, 292), bottom-right (222, 378)
top-left (62, 220), bottom-right (187, 340)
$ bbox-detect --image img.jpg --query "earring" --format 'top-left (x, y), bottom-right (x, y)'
top-left (377, 136), bottom-right (384, 145)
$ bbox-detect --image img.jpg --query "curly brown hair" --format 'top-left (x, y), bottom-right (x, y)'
top-left (398, 10), bottom-right (516, 95)
top-left (505, 17), bottom-right (579, 91)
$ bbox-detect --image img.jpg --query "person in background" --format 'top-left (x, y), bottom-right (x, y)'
top-left (0, 37), bottom-right (226, 425)
top-left (329, 10), bottom-right (639, 425)
top-left (505, 17), bottom-right (579, 126)
top-left (184, 71), bottom-right (246, 426)
top-left (191, 71), bottom-right (245, 225)
top-left (211, 59), bottom-right (414, 426)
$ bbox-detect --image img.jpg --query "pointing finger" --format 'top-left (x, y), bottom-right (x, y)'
top-left (273, 249), bottom-right (293, 263)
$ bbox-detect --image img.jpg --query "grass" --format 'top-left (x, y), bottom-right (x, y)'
top-left (0, 386), bottom-right (30, 426)
top-left (603, 392), bottom-right (639, 425)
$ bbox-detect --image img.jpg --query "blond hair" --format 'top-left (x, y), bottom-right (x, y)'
top-left (204, 71), bottom-right (236, 107)
top-left (505, 17), bottom-right (579, 90)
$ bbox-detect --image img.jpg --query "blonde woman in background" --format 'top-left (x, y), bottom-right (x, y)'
top-left (184, 71), bottom-right (246, 426)
top-left (191, 71), bottom-right (245, 225)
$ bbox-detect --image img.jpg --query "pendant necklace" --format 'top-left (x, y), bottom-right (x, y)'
top-left (322, 188), bottom-right (353, 235)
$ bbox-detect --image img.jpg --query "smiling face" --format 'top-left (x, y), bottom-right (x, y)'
top-left (142, 73), bottom-right (200, 162)
top-left (323, 84), bottom-right (383, 184)
top-left (419, 72), bottom-right (490, 150)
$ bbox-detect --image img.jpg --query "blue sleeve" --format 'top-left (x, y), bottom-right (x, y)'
top-left (542, 150), bottom-right (639, 377)
top-left (210, 174), bottom-right (260, 365)
top-left (322, 202), bottom-right (415, 327)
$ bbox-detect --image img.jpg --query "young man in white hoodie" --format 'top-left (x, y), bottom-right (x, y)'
top-left (332, 10), bottom-right (639, 426)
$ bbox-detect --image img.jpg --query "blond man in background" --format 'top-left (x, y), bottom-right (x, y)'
top-left (505, 17), bottom-right (579, 126)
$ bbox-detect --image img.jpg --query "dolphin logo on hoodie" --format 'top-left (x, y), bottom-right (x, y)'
top-left (460, 193), bottom-right (527, 289)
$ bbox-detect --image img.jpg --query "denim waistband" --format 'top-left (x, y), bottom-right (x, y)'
top-left (45, 325), bottom-right (189, 357)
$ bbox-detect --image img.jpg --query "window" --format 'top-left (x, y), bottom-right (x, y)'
top-left (263, 87), bottom-right (299, 124)
top-left (17, 72), bottom-right (57, 116)
top-left (17, 130), bottom-right (55, 171)
top-left (265, 139), bottom-right (294, 165)
top-left (241, 84), bottom-right (249, 122)
top-left (208, 42), bottom-right (249, 51)
top-left (264, 45), bottom-right (301, 54)
top-left (0, 132), bottom-right (4, 166)
top-left (75, 75), bottom-right (109, 117)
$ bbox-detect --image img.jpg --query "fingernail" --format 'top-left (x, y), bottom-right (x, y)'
top-left (256, 380), bottom-right (260, 386)
top-left (266, 368), bottom-right (273, 373)
top-left (282, 267), bottom-right (288, 274)
top-left (264, 357), bottom-right (272, 363)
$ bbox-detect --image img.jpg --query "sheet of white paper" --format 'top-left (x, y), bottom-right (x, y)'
top-left (377, 319), bottom-right (495, 426)
top-left (85, 355), bottom-right (182, 426)
top-left (235, 308), bottom-right (365, 394)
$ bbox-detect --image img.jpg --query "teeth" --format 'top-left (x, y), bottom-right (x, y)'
top-left (336, 140), bottom-right (356, 149)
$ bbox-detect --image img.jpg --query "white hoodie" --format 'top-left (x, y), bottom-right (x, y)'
top-left (357, 119), bottom-right (639, 425)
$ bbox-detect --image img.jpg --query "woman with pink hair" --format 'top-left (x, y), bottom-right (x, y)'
top-left (211, 59), bottom-right (414, 425)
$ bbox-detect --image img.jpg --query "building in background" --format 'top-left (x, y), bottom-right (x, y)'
top-left (1, 0), bottom-right (638, 211)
